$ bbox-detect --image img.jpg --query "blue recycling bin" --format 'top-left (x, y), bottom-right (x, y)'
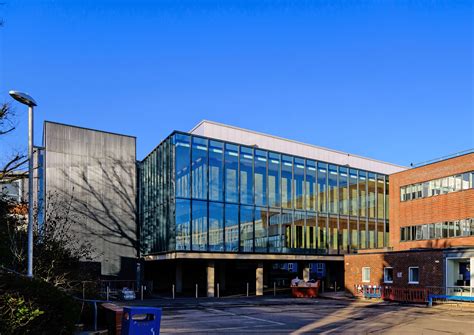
top-left (121, 306), bottom-right (162, 335)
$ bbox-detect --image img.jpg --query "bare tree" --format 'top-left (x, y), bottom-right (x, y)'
top-left (4, 192), bottom-right (97, 288)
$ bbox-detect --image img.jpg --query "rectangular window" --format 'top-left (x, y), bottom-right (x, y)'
top-left (209, 140), bottom-right (224, 201)
top-left (208, 202), bottom-right (224, 252)
top-left (421, 224), bottom-right (429, 240)
top-left (442, 221), bottom-right (449, 238)
top-left (268, 153), bottom-right (281, 207)
top-left (349, 169), bottom-right (358, 215)
top-left (435, 222), bottom-right (442, 239)
top-left (384, 267), bottom-right (393, 283)
top-left (191, 200), bottom-right (208, 251)
top-left (429, 223), bottom-right (435, 239)
top-left (255, 207), bottom-right (268, 252)
top-left (400, 227), bottom-right (406, 241)
top-left (362, 267), bottom-right (370, 283)
top-left (358, 171), bottom-right (367, 217)
top-left (191, 137), bottom-right (208, 200)
top-left (305, 160), bottom-right (317, 211)
top-left (409, 267), bottom-right (419, 284)
top-left (328, 165), bottom-right (338, 214)
top-left (368, 173), bottom-right (376, 218)
top-left (305, 212), bottom-right (317, 250)
top-left (400, 186), bottom-right (406, 202)
top-left (240, 205), bottom-right (254, 252)
top-left (318, 163), bottom-right (328, 213)
top-left (175, 199), bottom-right (191, 250)
top-left (281, 155), bottom-right (293, 209)
top-left (175, 134), bottom-right (191, 198)
top-left (339, 167), bottom-right (349, 215)
top-left (240, 147), bottom-right (254, 205)
top-left (268, 209), bottom-right (282, 253)
top-left (225, 144), bottom-right (239, 203)
top-left (462, 173), bottom-right (470, 190)
top-left (225, 204), bottom-right (239, 252)
top-left (294, 158), bottom-right (305, 209)
top-left (415, 225), bottom-right (423, 240)
top-left (254, 150), bottom-right (267, 206)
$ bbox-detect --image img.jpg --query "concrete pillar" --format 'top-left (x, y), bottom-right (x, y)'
top-left (176, 261), bottom-right (183, 293)
top-left (219, 262), bottom-right (226, 291)
top-left (303, 264), bottom-right (310, 282)
top-left (207, 261), bottom-right (215, 297)
top-left (256, 262), bottom-right (264, 296)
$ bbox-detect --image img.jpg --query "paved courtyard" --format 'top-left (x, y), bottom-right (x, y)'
top-left (147, 297), bottom-right (474, 334)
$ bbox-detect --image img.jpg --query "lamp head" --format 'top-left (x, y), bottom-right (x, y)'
top-left (9, 90), bottom-right (37, 107)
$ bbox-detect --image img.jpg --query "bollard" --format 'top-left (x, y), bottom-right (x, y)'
top-left (217, 283), bottom-right (220, 298)
top-left (247, 282), bottom-right (249, 297)
top-left (106, 286), bottom-right (110, 301)
top-left (196, 284), bottom-right (198, 299)
top-left (141, 285), bottom-right (144, 300)
top-left (334, 281), bottom-right (337, 293)
top-left (172, 284), bottom-right (175, 299)
top-left (274, 282), bottom-right (276, 297)
top-left (322, 281), bottom-right (325, 292)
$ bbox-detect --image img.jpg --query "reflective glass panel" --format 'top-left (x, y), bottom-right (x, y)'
top-left (192, 137), bottom-right (208, 199)
top-left (377, 175), bottom-right (384, 219)
top-left (209, 202), bottom-right (224, 252)
top-left (306, 212), bottom-right (317, 250)
top-left (317, 163), bottom-right (328, 213)
top-left (360, 219), bottom-right (367, 248)
top-left (305, 160), bottom-right (317, 211)
top-left (339, 167), bottom-right (349, 215)
top-left (318, 216), bottom-right (327, 253)
top-left (281, 155), bottom-right (293, 209)
top-left (294, 158), bottom-right (305, 209)
top-left (268, 209), bottom-right (282, 253)
top-left (240, 147), bottom-right (254, 205)
top-left (359, 171), bottom-right (367, 217)
top-left (282, 210), bottom-right (293, 251)
top-left (175, 134), bottom-right (190, 198)
top-left (368, 173), bottom-right (376, 218)
top-left (349, 219), bottom-right (358, 250)
top-left (255, 207), bottom-right (268, 252)
top-left (175, 199), bottom-right (190, 250)
top-left (328, 216), bottom-right (338, 253)
top-left (225, 144), bottom-right (239, 203)
top-left (209, 140), bottom-right (224, 201)
top-left (293, 211), bottom-right (305, 249)
top-left (328, 165), bottom-right (338, 214)
top-left (240, 205), bottom-right (254, 252)
top-left (268, 153), bottom-right (281, 207)
top-left (225, 204), bottom-right (239, 251)
top-left (192, 200), bottom-right (207, 251)
top-left (349, 169), bottom-right (358, 216)
top-left (255, 150), bottom-right (267, 206)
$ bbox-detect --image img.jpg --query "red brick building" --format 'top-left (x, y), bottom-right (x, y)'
top-left (345, 152), bottom-right (474, 297)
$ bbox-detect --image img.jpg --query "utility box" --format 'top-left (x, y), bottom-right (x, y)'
top-left (121, 306), bottom-right (162, 335)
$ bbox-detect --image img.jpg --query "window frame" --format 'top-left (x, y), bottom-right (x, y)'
top-left (383, 267), bottom-right (394, 284)
top-left (362, 267), bottom-right (371, 283)
top-left (408, 266), bottom-right (419, 284)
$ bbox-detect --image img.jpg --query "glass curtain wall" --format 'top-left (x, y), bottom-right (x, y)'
top-left (140, 132), bottom-right (391, 256)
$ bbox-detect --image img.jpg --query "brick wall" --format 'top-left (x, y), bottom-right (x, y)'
top-left (389, 153), bottom-right (474, 251)
top-left (344, 250), bottom-right (444, 296)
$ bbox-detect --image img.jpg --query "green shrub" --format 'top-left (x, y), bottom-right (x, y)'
top-left (0, 271), bottom-right (81, 334)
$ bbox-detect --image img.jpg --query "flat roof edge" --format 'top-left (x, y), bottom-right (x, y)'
top-left (191, 120), bottom-right (407, 170)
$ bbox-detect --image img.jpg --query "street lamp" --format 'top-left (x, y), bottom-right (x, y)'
top-left (9, 90), bottom-right (37, 278)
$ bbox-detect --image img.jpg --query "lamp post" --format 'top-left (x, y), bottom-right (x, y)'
top-left (9, 90), bottom-right (37, 278)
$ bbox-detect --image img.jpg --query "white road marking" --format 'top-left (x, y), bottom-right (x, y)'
top-left (206, 307), bottom-right (286, 326)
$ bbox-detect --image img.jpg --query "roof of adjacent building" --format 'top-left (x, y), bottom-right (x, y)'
top-left (190, 120), bottom-right (407, 175)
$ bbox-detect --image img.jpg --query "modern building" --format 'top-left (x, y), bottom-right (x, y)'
top-left (30, 118), bottom-right (471, 297)
top-left (40, 121), bottom-right (138, 278)
top-left (138, 120), bottom-right (406, 296)
top-left (345, 152), bottom-right (474, 297)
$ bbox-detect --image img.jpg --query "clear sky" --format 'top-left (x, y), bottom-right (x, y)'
top-left (1, 1), bottom-right (472, 166)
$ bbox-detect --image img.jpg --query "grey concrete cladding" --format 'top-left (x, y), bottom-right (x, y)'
top-left (43, 121), bottom-right (137, 278)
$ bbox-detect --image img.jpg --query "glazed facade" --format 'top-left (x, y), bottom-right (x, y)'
top-left (139, 132), bottom-right (390, 256)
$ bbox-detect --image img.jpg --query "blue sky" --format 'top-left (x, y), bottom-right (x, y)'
top-left (1, 1), bottom-right (472, 166)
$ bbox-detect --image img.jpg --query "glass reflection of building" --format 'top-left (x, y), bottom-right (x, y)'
top-left (139, 131), bottom-right (390, 256)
